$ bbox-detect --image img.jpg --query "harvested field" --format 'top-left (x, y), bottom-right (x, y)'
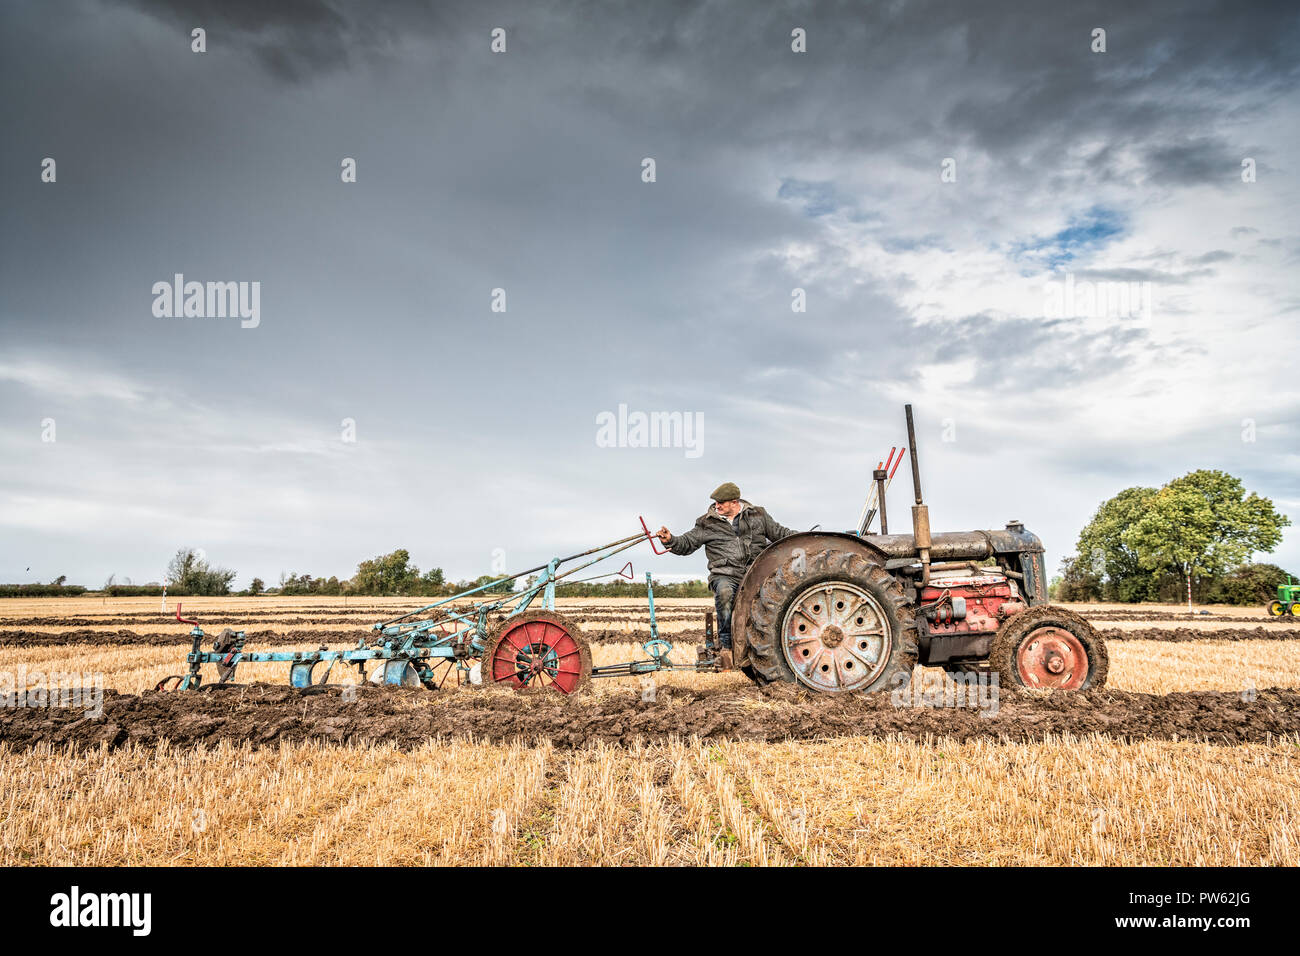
top-left (2, 596), bottom-right (1298, 867)
top-left (3, 637), bottom-right (1297, 697)
top-left (2, 733), bottom-right (1296, 866)
top-left (6, 624), bottom-right (1300, 648)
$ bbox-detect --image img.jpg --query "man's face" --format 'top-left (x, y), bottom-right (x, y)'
top-left (716, 499), bottom-right (742, 518)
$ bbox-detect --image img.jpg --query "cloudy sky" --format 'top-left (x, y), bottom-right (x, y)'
top-left (2, 0), bottom-right (1298, 589)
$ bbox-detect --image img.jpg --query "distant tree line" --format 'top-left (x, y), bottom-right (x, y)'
top-left (539, 578), bottom-right (712, 598)
top-left (232, 547), bottom-right (714, 598)
top-left (1052, 469), bottom-right (1291, 605)
top-left (11, 547), bottom-right (712, 599)
top-left (0, 575), bottom-right (87, 597)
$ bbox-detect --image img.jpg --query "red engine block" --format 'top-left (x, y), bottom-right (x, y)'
top-left (919, 574), bottom-right (1026, 635)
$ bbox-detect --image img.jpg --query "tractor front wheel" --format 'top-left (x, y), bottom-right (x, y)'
top-left (1268, 600), bottom-right (1286, 617)
top-left (990, 605), bottom-right (1108, 691)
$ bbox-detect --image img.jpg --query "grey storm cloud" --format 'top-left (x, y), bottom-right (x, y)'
top-left (1, 0), bottom-right (1298, 587)
top-left (1071, 267), bottom-right (1216, 284)
top-left (123, 0), bottom-right (426, 81)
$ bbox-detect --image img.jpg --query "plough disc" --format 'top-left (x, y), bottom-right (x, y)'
top-left (481, 611), bottom-right (592, 694)
top-left (376, 659), bottom-right (422, 688)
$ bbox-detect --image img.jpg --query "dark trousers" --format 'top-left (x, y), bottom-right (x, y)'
top-left (709, 575), bottom-right (741, 649)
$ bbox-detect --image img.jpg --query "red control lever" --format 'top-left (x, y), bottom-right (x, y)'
top-left (889, 448), bottom-right (906, 479)
top-left (639, 515), bottom-right (668, 555)
top-left (175, 603), bottom-right (198, 626)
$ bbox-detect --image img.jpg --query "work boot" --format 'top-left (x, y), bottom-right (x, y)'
top-left (718, 648), bottom-right (734, 671)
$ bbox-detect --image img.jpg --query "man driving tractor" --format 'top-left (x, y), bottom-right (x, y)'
top-left (657, 482), bottom-right (797, 671)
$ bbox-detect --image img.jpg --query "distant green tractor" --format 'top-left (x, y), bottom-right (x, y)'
top-left (1267, 576), bottom-right (1300, 617)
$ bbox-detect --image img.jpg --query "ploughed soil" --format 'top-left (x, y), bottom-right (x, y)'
top-left (1075, 610), bottom-right (1281, 623)
top-left (4, 625), bottom-right (1299, 648)
top-left (1096, 626), bottom-right (1300, 642)
top-left (1, 682), bottom-right (1296, 752)
top-left (0, 611), bottom-right (706, 628)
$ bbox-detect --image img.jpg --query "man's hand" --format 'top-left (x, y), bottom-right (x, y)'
top-left (656, 526), bottom-right (672, 545)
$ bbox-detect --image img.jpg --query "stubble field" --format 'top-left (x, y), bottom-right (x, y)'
top-left (2, 596), bottom-right (1297, 865)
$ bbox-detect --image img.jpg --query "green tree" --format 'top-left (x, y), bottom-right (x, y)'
top-left (352, 549), bottom-right (422, 595)
top-left (462, 573), bottom-right (513, 594)
top-left (1205, 563), bottom-right (1294, 606)
top-left (247, 577), bottom-right (265, 596)
top-left (168, 548), bottom-right (201, 589)
top-left (1054, 554), bottom-right (1103, 602)
top-left (284, 572), bottom-right (313, 595)
top-left (1074, 486), bottom-right (1159, 601)
top-left (167, 547), bottom-right (237, 596)
top-left (1124, 470), bottom-right (1289, 607)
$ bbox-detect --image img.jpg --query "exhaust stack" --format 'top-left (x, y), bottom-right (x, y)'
top-left (905, 404), bottom-right (932, 585)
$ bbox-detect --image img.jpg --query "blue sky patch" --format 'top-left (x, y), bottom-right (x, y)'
top-left (777, 178), bottom-right (843, 218)
top-left (1012, 205), bottom-right (1128, 270)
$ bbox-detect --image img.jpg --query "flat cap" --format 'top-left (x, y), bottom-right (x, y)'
top-left (710, 482), bottom-right (740, 502)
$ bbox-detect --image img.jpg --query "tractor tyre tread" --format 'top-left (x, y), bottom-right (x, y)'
top-left (744, 545), bottom-right (917, 692)
top-left (990, 604), bottom-right (1108, 691)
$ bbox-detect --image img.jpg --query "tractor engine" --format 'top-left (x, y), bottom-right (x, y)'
top-left (918, 567), bottom-right (1027, 668)
top-left (921, 570), bottom-right (1024, 632)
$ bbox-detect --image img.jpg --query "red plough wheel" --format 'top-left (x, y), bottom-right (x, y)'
top-left (481, 611), bottom-right (592, 694)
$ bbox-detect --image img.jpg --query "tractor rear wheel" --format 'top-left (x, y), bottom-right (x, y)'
top-left (990, 605), bottom-right (1108, 691)
top-left (1268, 600), bottom-right (1286, 617)
top-left (480, 610), bottom-right (592, 694)
top-left (1290, 603), bottom-right (1300, 618)
top-left (745, 546), bottom-right (917, 693)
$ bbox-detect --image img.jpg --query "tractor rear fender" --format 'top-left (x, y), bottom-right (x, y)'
top-left (733, 532), bottom-right (888, 663)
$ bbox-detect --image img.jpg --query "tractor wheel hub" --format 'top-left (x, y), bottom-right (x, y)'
top-left (781, 582), bottom-right (892, 693)
top-left (1015, 626), bottom-right (1088, 689)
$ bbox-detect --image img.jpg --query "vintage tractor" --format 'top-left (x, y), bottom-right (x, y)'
top-left (1266, 576), bottom-right (1300, 617)
top-left (159, 403), bottom-right (1106, 697)
top-left (729, 405), bottom-right (1108, 693)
